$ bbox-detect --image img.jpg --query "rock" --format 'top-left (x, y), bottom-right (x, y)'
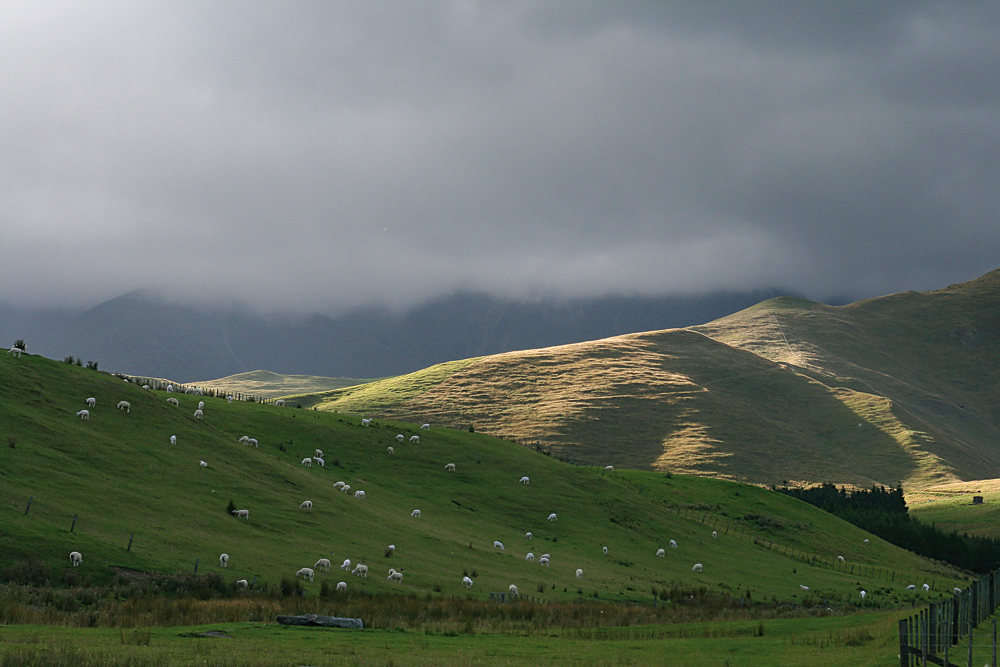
top-left (275, 614), bottom-right (363, 629)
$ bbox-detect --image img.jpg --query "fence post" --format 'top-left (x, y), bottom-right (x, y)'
top-left (127, 532), bottom-right (134, 551)
top-left (70, 514), bottom-right (77, 532)
top-left (24, 496), bottom-right (33, 515)
top-left (193, 558), bottom-right (199, 574)
top-left (899, 618), bottom-right (910, 667)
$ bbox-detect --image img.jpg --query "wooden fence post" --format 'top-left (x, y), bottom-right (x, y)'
top-left (24, 496), bottom-right (33, 515)
top-left (70, 514), bottom-right (77, 532)
top-left (899, 618), bottom-right (910, 667)
top-left (127, 533), bottom-right (134, 551)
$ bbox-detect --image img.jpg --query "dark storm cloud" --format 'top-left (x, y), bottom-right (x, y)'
top-left (1, 2), bottom-right (997, 312)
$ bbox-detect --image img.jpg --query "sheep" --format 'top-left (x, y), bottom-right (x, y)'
top-left (301, 458), bottom-right (312, 467)
top-left (166, 384), bottom-right (174, 392)
top-left (247, 438), bottom-right (258, 447)
top-left (525, 532), bottom-right (532, 540)
top-left (354, 490), bottom-right (365, 499)
top-left (509, 584), bottom-right (518, 596)
top-left (314, 558), bottom-right (331, 572)
top-left (547, 513), bottom-right (557, 522)
top-left (340, 559), bottom-right (352, 571)
top-left (86, 397), bottom-right (96, 407)
top-left (236, 579), bottom-right (249, 589)
top-left (227, 395), bottom-right (234, 404)
top-left (387, 569), bottom-right (403, 583)
top-left (69, 551), bottom-right (82, 567)
top-left (906, 584), bottom-right (916, 591)
top-left (493, 541), bottom-right (505, 551)
top-left (445, 463), bottom-right (456, 472)
top-left (602, 546), bottom-right (608, 555)
top-left (410, 435), bottom-right (420, 443)
top-left (922, 583), bottom-right (930, 591)
top-left (220, 554), bottom-right (229, 568)
top-left (297, 567), bottom-right (315, 582)
top-left (170, 435), bottom-right (177, 445)
top-left (525, 552), bottom-right (535, 562)
top-left (712, 531), bottom-right (717, 539)
top-left (396, 434), bottom-right (405, 443)
top-left (421, 423), bottom-right (430, 430)
top-left (575, 569), bottom-right (583, 578)
top-left (669, 539), bottom-right (678, 549)
top-left (361, 418), bottom-right (372, 427)
top-left (604, 465), bottom-right (613, 472)
top-left (232, 509), bottom-right (250, 520)
top-left (411, 509), bottom-right (421, 518)
top-left (863, 538), bottom-right (869, 544)
top-left (142, 385), bottom-right (150, 390)
top-left (238, 436), bottom-right (250, 444)
top-left (314, 449), bottom-right (324, 458)
top-left (352, 563), bottom-right (368, 578)
top-left (197, 401), bottom-right (205, 410)
top-left (193, 409), bottom-right (203, 419)
top-left (167, 397), bottom-right (179, 407)
top-left (117, 401), bottom-right (130, 412)
top-left (313, 457), bottom-right (325, 467)
top-left (462, 576), bottom-right (474, 589)
top-left (300, 500), bottom-right (313, 511)
top-left (199, 460), bottom-right (208, 467)
top-left (800, 585), bottom-right (809, 591)
top-left (76, 409), bottom-right (90, 420)
top-left (387, 446), bottom-right (395, 455)
top-left (692, 563), bottom-right (703, 572)
top-left (539, 557), bottom-right (550, 567)
top-left (386, 544), bottom-right (396, 555)
top-left (954, 587), bottom-right (962, 595)
top-left (334, 481), bottom-right (346, 489)
top-left (342, 484), bottom-right (351, 494)
top-left (860, 590), bottom-right (867, 599)
top-left (276, 399), bottom-right (285, 407)
top-left (519, 476), bottom-right (530, 485)
top-left (8, 346), bottom-right (22, 358)
top-left (837, 555), bottom-right (845, 562)
top-left (336, 581), bottom-right (347, 592)
top-left (656, 548), bottom-right (666, 558)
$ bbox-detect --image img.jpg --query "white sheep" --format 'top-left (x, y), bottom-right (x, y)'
top-left (669, 539), bottom-right (678, 549)
top-left (239, 436), bottom-right (249, 444)
top-left (860, 590), bottom-right (867, 599)
top-left (297, 567), bottom-right (314, 582)
top-left (76, 409), bottom-right (90, 420)
top-left (170, 435), bottom-right (177, 445)
top-left (387, 446), bottom-right (395, 456)
top-left (712, 531), bottom-right (717, 539)
top-left (411, 509), bottom-right (421, 518)
top-left (198, 401), bottom-right (205, 410)
top-left (525, 532), bottom-right (532, 540)
top-left (342, 484), bottom-right (351, 494)
top-left (509, 584), bottom-right (518, 596)
top-left (220, 553), bottom-right (229, 568)
top-left (656, 548), bottom-right (666, 558)
top-left (300, 500), bottom-right (313, 511)
top-left (315, 558), bottom-right (331, 572)
top-left (334, 481), bottom-right (346, 489)
top-left (493, 541), bottom-right (505, 551)
top-left (352, 563), bottom-right (368, 577)
top-left (421, 423), bottom-right (430, 430)
top-left (117, 401), bottom-right (130, 412)
top-left (8, 346), bottom-right (22, 358)
top-left (166, 384), bottom-right (174, 392)
top-left (387, 568), bottom-right (403, 583)
top-left (539, 557), bottom-right (550, 567)
top-left (396, 434), bottom-right (405, 443)
top-left (301, 458), bottom-right (312, 467)
top-left (575, 569), bottom-right (583, 578)
top-left (692, 563), bottom-right (703, 572)
top-left (193, 409), bottom-right (203, 419)
top-left (340, 558), bottom-right (352, 571)
top-left (354, 490), bottom-right (365, 499)
top-left (954, 587), bottom-right (962, 595)
top-left (387, 544), bottom-right (395, 554)
top-left (167, 397), bottom-right (179, 407)
top-left (525, 552), bottom-right (535, 562)
top-left (227, 395), bottom-right (234, 404)
top-left (248, 438), bottom-right (258, 447)
top-left (410, 435), bottom-right (419, 443)
top-left (547, 513), bottom-right (557, 522)
top-left (837, 555), bottom-right (845, 562)
top-left (69, 551), bottom-right (82, 567)
top-left (199, 460), bottom-right (208, 467)
top-left (86, 397), bottom-right (96, 407)
top-left (445, 463), bottom-right (456, 472)
top-left (314, 449), bottom-right (323, 458)
top-left (602, 546), bottom-right (608, 555)
top-left (313, 457), bottom-right (325, 467)
top-left (337, 581), bottom-right (347, 591)
top-left (800, 585), bottom-right (809, 591)
top-left (922, 583), bottom-right (930, 591)
top-left (361, 418), bottom-right (371, 427)
top-left (519, 476), bottom-right (530, 485)
top-left (276, 399), bottom-right (285, 407)
top-left (232, 509), bottom-right (249, 520)
top-left (462, 576), bottom-right (474, 589)
top-left (906, 584), bottom-right (916, 591)
top-left (604, 465), bottom-right (613, 472)
top-left (863, 538), bottom-right (869, 544)
top-left (236, 579), bottom-right (249, 589)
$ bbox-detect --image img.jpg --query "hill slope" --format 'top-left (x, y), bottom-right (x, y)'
top-left (298, 270), bottom-right (1000, 488)
top-left (0, 352), bottom-right (963, 606)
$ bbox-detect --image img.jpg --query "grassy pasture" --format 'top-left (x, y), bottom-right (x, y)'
top-left (188, 370), bottom-right (372, 400)
top-left (909, 478), bottom-right (1000, 539)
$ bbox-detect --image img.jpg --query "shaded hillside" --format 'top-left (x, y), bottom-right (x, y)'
top-left (300, 270), bottom-right (1000, 488)
top-left (190, 370), bottom-right (370, 399)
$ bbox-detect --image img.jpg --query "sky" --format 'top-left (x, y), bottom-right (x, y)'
top-left (2, 2), bottom-right (998, 314)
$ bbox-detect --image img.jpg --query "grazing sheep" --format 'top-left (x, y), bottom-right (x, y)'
top-left (297, 567), bottom-right (314, 582)
top-left (670, 539), bottom-right (678, 549)
top-left (69, 551), bottom-right (82, 567)
top-left (361, 418), bottom-right (371, 427)
top-left (386, 544), bottom-right (396, 555)
top-left (117, 401), bottom-right (130, 412)
top-left (509, 584), bottom-right (518, 596)
top-left (86, 397), bottom-right (96, 407)
top-left (575, 569), bottom-right (583, 578)
top-left (8, 346), bottom-right (22, 358)
top-left (519, 476), bottom-right (530, 485)
top-left (220, 554), bottom-right (229, 568)
top-left (276, 399), bottom-right (285, 407)
top-left (340, 559), bottom-right (352, 571)
top-left (525, 552), bottom-right (535, 562)
top-left (301, 458), bottom-right (312, 467)
top-left (166, 384), bottom-right (174, 392)
top-left (167, 397), bottom-right (179, 407)
top-left (421, 423), bottom-right (430, 430)
top-left (445, 463), bottom-right (456, 471)
top-left (333, 481), bottom-right (346, 489)
top-left (170, 435), bottom-right (177, 445)
top-left (247, 438), bottom-right (258, 447)
top-left (602, 546), bottom-right (608, 555)
top-left (199, 460), bottom-right (208, 467)
top-left (837, 555), bottom-right (845, 562)
top-left (692, 563), bottom-right (703, 572)
top-left (76, 409), bottom-right (90, 420)
top-left (236, 579), bottom-right (249, 589)
top-left (336, 581), bottom-right (347, 592)
top-left (239, 435), bottom-right (250, 444)
top-left (232, 509), bottom-right (249, 520)
top-left (604, 465), bottom-right (613, 472)
top-left (300, 500), bottom-right (313, 511)
top-left (860, 590), bottom-right (867, 599)
top-left (387, 446), bottom-right (395, 455)
top-left (396, 434), bottom-right (405, 443)
top-left (314, 558), bottom-right (331, 572)
top-left (800, 585), bottom-right (809, 591)
top-left (313, 457), bottom-right (325, 467)
top-left (354, 490), bottom-right (365, 499)
top-left (342, 484), bottom-right (351, 494)
top-left (198, 401), bottom-right (205, 410)
top-left (712, 531), bottom-right (717, 539)
top-left (193, 409), bottom-right (203, 419)
top-left (863, 538), bottom-right (869, 544)
top-left (954, 587), bottom-right (962, 595)
top-left (922, 583), bottom-right (930, 591)
top-left (493, 541), bottom-right (505, 551)
top-left (409, 435), bottom-right (419, 443)
top-left (525, 532), bottom-right (532, 540)
top-left (352, 563), bottom-right (368, 578)
top-left (315, 449), bottom-right (324, 458)
top-left (387, 569), bottom-right (403, 583)
top-left (906, 584), bottom-right (916, 591)
top-left (539, 557), bottom-right (550, 567)
top-left (656, 548), bottom-right (666, 558)
top-left (411, 509), bottom-right (421, 518)
top-left (462, 576), bottom-right (474, 589)
top-left (227, 395), bottom-right (234, 404)
top-left (547, 513), bottom-right (557, 522)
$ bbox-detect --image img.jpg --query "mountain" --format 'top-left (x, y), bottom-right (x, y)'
top-left (0, 288), bottom-right (794, 382)
top-left (296, 269), bottom-right (1000, 489)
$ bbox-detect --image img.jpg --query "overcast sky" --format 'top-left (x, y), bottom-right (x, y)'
top-left (2, 2), bottom-right (998, 313)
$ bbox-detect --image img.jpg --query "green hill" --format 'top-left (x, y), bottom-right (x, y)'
top-left (0, 352), bottom-right (967, 607)
top-left (298, 270), bottom-right (1000, 489)
top-left (189, 369), bottom-right (371, 400)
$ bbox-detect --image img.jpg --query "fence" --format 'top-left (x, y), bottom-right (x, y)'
top-left (899, 568), bottom-right (1000, 666)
